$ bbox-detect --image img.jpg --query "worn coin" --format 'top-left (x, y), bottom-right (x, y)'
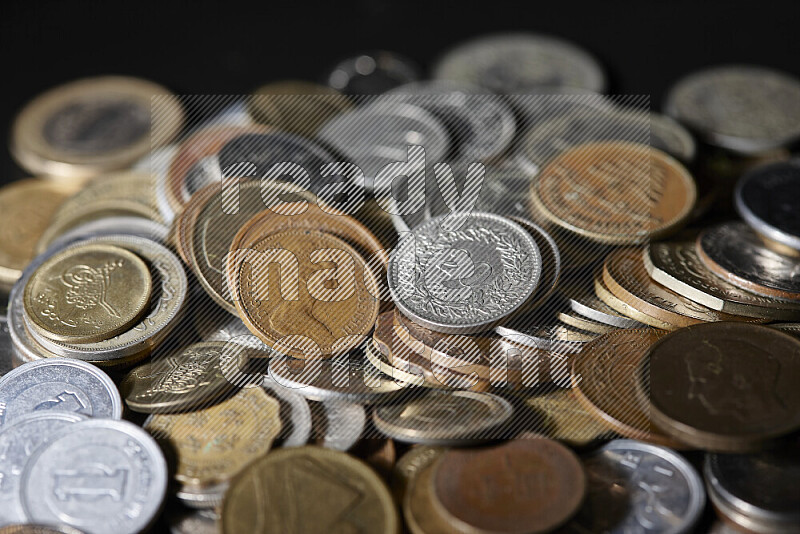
top-left (391, 446), bottom-right (444, 505)
top-left (0, 358), bottom-right (122, 427)
top-left (593, 271), bottom-right (677, 330)
top-left (403, 451), bottom-right (459, 534)
top-left (222, 446), bottom-right (399, 534)
top-left (641, 322), bottom-right (800, 452)
top-left (697, 222), bottom-right (800, 301)
top-left (773, 322), bottom-right (800, 337)
top-left (20, 419), bottom-right (167, 534)
top-left (326, 50), bottom-right (421, 94)
top-left (523, 387), bottom-right (613, 447)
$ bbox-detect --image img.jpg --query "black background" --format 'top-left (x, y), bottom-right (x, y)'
top-left (2, 0), bottom-right (799, 184)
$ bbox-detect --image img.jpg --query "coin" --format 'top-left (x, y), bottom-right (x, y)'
top-left (326, 50), bottom-right (421, 94)
top-left (560, 283), bottom-right (644, 328)
top-left (645, 242), bottom-right (800, 319)
top-left (531, 141), bottom-right (696, 244)
top-left (11, 76), bottom-right (183, 178)
top-left (262, 376), bottom-right (312, 447)
top-left (0, 526), bottom-right (85, 534)
top-left (773, 323), bottom-right (800, 337)
top-left (432, 32), bottom-right (606, 93)
top-left (372, 390), bottom-right (513, 445)
top-left (593, 271), bottom-right (677, 330)
top-left (0, 412), bottom-right (85, 525)
top-left (0, 358), bottom-right (122, 427)
top-left (697, 222), bottom-right (800, 301)
top-left (523, 387), bottom-right (613, 447)
top-left (365, 337), bottom-right (426, 388)
top-left (403, 450), bottom-right (459, 534)
top-left (167, 508), bottom-right (219, 534)
top-left (0, 315), bottom-right (11, 378)
top-left (20, 419), bottom-right (167, 534)
top-left (665, 65), bottom-right (800, 153)
top-left (391, 446), bottom-right (444, 505)
top-left (557, 310), bottom-right (616, 334)
top-left (571, 328), bottom-right (682, 446)
top-left (562, 440), bottom-right (705, 534)
top-left (735, 160), bottom-right (800, 252)
top-left (350, 438), bottom-right (396, 480)
top-left (705, 450), bottom-right (800, 533)
top-left (510, 216), bottom-right (562, 310)
top-left (23, 244), bottom-right (152, 343)
top-left (40, 216), bottom-right (170, 255)
top-left (222, 446), bottom-right (399, 534)
top-left (314, 400), bottom-right (366, 451)
top-left (145, 386), bottom-right (282, 489)
top-left (431, 438), bottom-right (586, 533)
top-left (641, 322), bottom-right (800, 452)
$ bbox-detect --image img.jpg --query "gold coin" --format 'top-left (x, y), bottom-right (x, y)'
top-left (222, 446), bottom-right (399, 534)
top-left (232, 229), bottom-right (380, 359)
top-left (11, 76), bottom-right (183, 179)
top-left (0, 179), bottom-right (79, 288)
top-left (23, 243), bottom-right (152, 343)
top-left (145, 387), bottom-right (282, 489)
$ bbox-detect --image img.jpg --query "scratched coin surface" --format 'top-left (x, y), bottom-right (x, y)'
top-left (222, 446), bottom-right (399, 534)
top-left (640, 322), bottom-right (800, 452)
top-left (24, 244), bottom-right (152, 343)
top-left (0, 358), bottom-right (122, 427)
top-left (145, 386), bottom-right (281, 489)
top-left (389, 212), bottom-right (541, 334)
top-left (530, 142), bottom-right (696, 244)
top-left (20, 419), bottom-right (167, 534)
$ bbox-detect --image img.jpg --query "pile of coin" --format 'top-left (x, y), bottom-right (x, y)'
top-left (1, 31), bottom-right (800, 534)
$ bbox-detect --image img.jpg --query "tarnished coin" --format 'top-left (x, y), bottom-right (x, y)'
top-left (23, 244), bottom-right (152, 343)
top-left (431, 438), bottom-right (586, 533)
top-left (641, 322), bottom-right (800, 452)
top-left (524, 387), bottom-right (614, 447)
top-left (145, 386), bottom-right (281, 489)
top-left (20, 419), bottom-right (167, 534)
top-left (665, 65), bottom-right (800, 153)
top-left (530, 142), bottom-right (696, 244)
top-left (562, 440), bottom-right (705, 534)
top-left (432, 33), bottom-right (606, 93)
top-left (11, 76), bottom-right (183, 178)
top-left (697, 222), bottom-right (800, 301)
top-left (403, 449), bottom-right (459, 534)
top-left (735, 160), bottom-right (800, 252)
top-left (389, 212), bottom-right (541, 334)
top-left (372, 390), bottom-right (513, 445)
top-left (0, 412), bottom-right (85, 526)
top-left (391, 446), bottom-right (444, 505)
top-left (326, 50), bottom-right (421, 94)
top-left (705, 450), bottom-right (800, 533)
top-left (0, 358), bottom-right (122, 427)
top-left (222, 447), bottom-right (399, 534)
top-left (645, 242), bottom-right (800, 319)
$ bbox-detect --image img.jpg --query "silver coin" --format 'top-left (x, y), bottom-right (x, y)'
top-left (326, 50), bottom-right (421, 95)
top-left (0, 412), bottom-right (86, 525)
top-left (134, 144), bottom-right (179, 224)
top-left (318, 400), bottom-right (366, 451)
top-left (495, 318), bottom-right (589, 354)
top-left (665, 65), bottom-right (800, 154)
top-left (20, 419), bottom-right (167, 534)
top-left (0, 358), bottom-right (121, 427)
top-left (175, 483), bottom-right (226, 510)
top-left (432, 33), bottom-right (606, 93)
top-left (736, 160), bottom-right (800, 252)
top-left (372, 390), bottom-right (513, 445)
top-left (560, 284), bottom-right (645, 329)
top-left (168, 508), bottom-right (220, 534)
top-left (773, 323), bottom-right (800, 337)
top-left (262, 377), bottom-right (312, 447)
top-left (39, 216), bottom-right (169, 254)
top-left (705, 450), bottom-right (800, 533)
top-left (389, 212), bottom-right (542, 334)
top-left (0, 315), bottom-right (12, 378)
top-left (506, 86), bottom-right (616, 127)
top-left (509, 216), bottom-right (561, 309)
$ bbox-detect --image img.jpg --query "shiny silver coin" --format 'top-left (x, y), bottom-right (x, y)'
top-left (262, 377), bottom-right (312, 447)
top-left (0, 412), bottom-right (86, 525)
top-left (318, 400), bottom-right (366, 451)
top-left (389, 212), bottom-right (542, 334)
top-left (509, 216), bottom-right (561, 309)
top-left (39, 216), bottom-right (169, 254)
top-left (495, 313), bottom-right (589, 354)
top-left (562, 440), bottom-right (705, 534)
top-left (175, 483), bottom-right (226, 510)
top-left (0, 315), bottom-right (11, 378)
top-left (559, 284), bottom-right (645, 329)
top-left (20, 419), bottom-right (167, 534)
top-left (167, 508), bottom-right (219, 534)
top-left (326, 50), bottom-right (421, 95)
top-left (372, 390), bottom-right (513, 445)
top-left (736, 160), bottom-right (800, 252)
top-left (705, 450), bottom-right (800, 534)
top-left (0, 358), bottom-right (121, 427)
top-left (665, 65), bottom-right (800, 154)
top-left (432, 33), bottom-right (606, 93)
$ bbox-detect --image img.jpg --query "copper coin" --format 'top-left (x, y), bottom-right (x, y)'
top-left (392, 445), bottom-right (444, 505)
top-left (593, 271), bottom-right (676, 330)
top-left (530, 141), bottom-right (696, 244)
top-left (557, 311), bottom-right (617, 334)
top-left (697, 222), bottom-right (800, 302)
top-left (431, 438), bottom-right (586, 533)
top-left (403, 454), bottom-right (458, 534)
top-left (641, 322), bottom-right (800, 452)
top-left (571, 328), bottom-right (683, 447)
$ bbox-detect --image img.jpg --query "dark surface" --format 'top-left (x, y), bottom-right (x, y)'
top-left (2, 0), bottom-right (799, 184)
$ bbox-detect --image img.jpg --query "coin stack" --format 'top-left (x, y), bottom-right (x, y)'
top-left (1, 31), bottom-right (800, 534)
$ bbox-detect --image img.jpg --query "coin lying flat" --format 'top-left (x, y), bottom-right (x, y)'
top-left (0, 527), bottom-right (85, 534)
top-left (23, 244), bottom-right (151, 343)
top-left (641, 322), bottom-right (800, 452)
top-left (524, 387), bottom-right (614, 447)
top-left (222, 447), bottom-right (399, 534)
top-left (20, 419), bottom-right (167, 534)
top-left (697, 222), bottom-right (800, 301)
top-left (530, 142), bottom-right (696, 244)
top-left (326, 50), bottom-right (421, 94)
top-left (0, 358), bottom-right (122, 427)
top-left (558, 311), bottom-right (617, 334)
top-left (665, 65), bottom-right (800, 153)
top-left (11, 76), bottom-right (184, 178)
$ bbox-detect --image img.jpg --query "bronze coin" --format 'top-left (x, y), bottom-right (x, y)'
top-left (523, 387), bottom-right (614, 447)
top-left (530, 141), bottom-right (696, 244)
top-left (571, 328), bottom-right (683, 447)
top-left (641, 322), bottom-right (800, 452)
top-left (403, 454), bottom-right (458, 534)
top-left (431, 438), bottom-right (586, 533)
top-left (593, 270), bottom-right (677, 330)
top-left (392, 445), bottom-right (444, 505)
